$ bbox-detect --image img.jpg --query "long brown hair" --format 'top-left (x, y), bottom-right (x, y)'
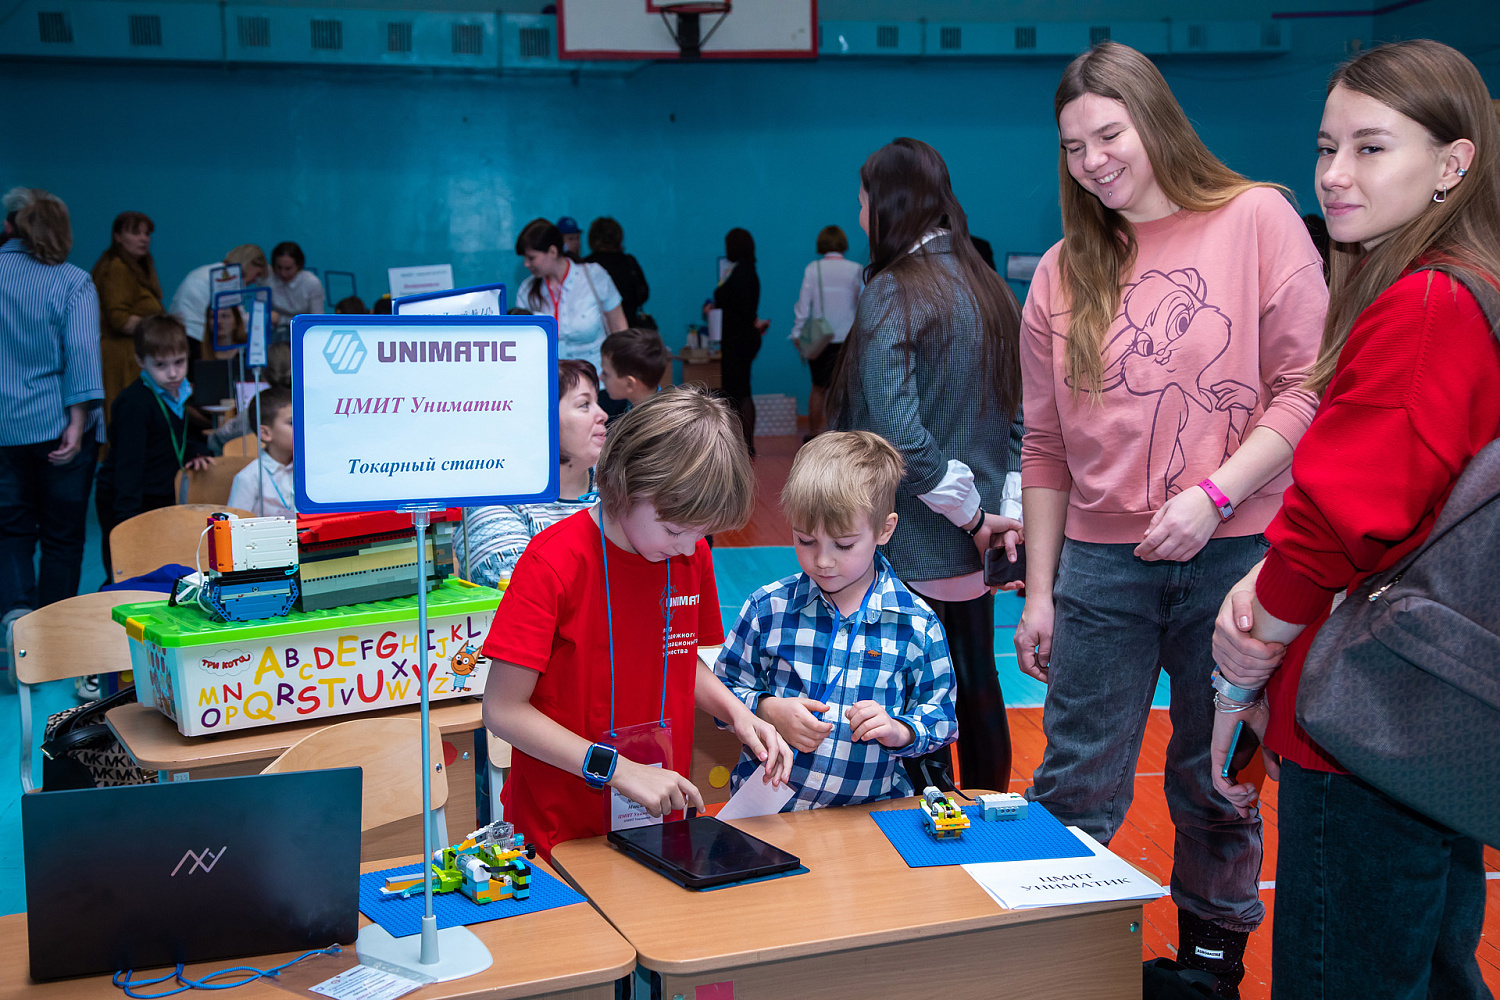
top-left (830, 137), bottom-right (1020, 420)
top-left (1055, 42), bottom-right (1286, 398)
top-left (1306, 40), bottom-right (1500, 394)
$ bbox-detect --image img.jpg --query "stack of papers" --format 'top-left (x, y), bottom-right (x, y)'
top-left (964, 827), bottom-right (1168, 910)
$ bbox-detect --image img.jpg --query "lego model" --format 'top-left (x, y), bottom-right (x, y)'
top-left (918, 786), bottom-right (971, 840)
top-left (380, 820), bottom-right (536, 905)
top-left (295, 509), bottom-right (460, 611)
top-left (200, 513), bottom-right (299, 621)
top-left (978, 792), bottom-right (1028, 822)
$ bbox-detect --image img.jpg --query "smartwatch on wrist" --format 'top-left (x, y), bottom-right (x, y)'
top-left (582, 742), bottom-right (618, 788)
top-left (1197, 479), bottom-right (1235, 522)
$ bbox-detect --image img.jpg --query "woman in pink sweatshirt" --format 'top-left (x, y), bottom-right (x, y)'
top-left (1015, 42), bottom-right (1327, 997)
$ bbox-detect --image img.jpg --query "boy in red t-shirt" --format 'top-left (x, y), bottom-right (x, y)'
top-left (481, 387), bottom-right (793, 859)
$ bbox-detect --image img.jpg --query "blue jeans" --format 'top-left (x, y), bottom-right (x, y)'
top-left (0, 437), bottom-right (98, 616)
top-left (1273, 760), bottom-right (1492, 1000)
top-left (1026, 535), bottom-right (1267, 931)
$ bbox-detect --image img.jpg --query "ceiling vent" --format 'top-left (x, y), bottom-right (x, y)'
top-left (238, 15), bottom-right (269, 47)
top-left (518, 26), bottom-right (549, 58)
top-left (129, 14), bottom-right (162, 47)
top-left (939, 26), bottom-right (961, 50)
top-left (387, 21), bottom-right (412, 53)
top-left (1015, 26), bottom-right (1036, 50)
top-left (37, 11), bottom-right (72, 43)
top-left (1089, 25), bottom-right (1110, 45)
top-left (452, 23), bottom-right (483, 55)
top-left (1188, 24), bottom-right (1207, 48)
top-left (875, 25), bottom-right (898, 48)
top-left (311, 18), bottom-right (342, 51)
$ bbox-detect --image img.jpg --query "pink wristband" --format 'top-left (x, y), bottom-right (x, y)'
top-left (1198, 479), bottom-right (1235, 521)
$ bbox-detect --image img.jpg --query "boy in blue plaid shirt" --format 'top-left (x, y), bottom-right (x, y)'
top-left (715, 431), bottom-right (957, 809)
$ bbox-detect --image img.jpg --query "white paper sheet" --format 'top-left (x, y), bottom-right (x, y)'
top-left (715, 764), bottom-right (795, 820)
top-left (310, 964), bottom-right (424, 1000)
top-left (963, 826), bottom-right (1168, 910)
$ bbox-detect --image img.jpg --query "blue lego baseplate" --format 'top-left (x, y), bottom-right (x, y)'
top-left (870, 800), bottom-right (1093, 868)
top-left (358, 861), bottom-right (586, 937)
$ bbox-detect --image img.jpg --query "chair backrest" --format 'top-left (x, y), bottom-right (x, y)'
top-left (261, 717), bottom-right (448, 832)
top-left (11, 590), bottom-right (160, 686)
top-left (175, 455), bottom-right (255, 506)
top-left (222, 433), bottom-right (260, 457)
top-left (109, 504), bottom-right (254, 582)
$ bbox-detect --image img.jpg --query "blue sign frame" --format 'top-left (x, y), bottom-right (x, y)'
top-left (393, 281), bottom-right (507, 316)
top-left (291, 313), bottom-right (560, 513)
top-left (211, 286), bottom-right (273, 356)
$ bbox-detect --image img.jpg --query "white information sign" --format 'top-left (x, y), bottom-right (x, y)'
top-left (394, 282), bottom-right (505, 317)
top-left (292, 315), bottom-right (559, 512)
top-left (387, 264), bottom-right (454, 299)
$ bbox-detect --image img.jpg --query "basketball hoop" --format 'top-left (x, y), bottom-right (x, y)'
top-left (657, 0), bottom-right (731, 59)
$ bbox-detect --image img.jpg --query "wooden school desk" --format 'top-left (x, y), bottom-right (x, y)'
top-left (552, 793), bottom-right (1144, 1000)
top-left (0, 854), bottom-right (634, 1000)
top-left (104, 699), bottom-right (505, 860)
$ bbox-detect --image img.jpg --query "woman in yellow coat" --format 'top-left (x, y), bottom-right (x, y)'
top-left (91, 211), bottom-right (163, 423)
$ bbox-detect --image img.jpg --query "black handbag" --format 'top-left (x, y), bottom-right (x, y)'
top-left (41, 685), bottom-right (158, 790)
top-left (1296, 267), bottom-right (1500, 848)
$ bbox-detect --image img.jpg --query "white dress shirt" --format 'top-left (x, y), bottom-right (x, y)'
top-left (169, 262), bottom-right (218, 342)
top-left (228, 451), bottom-right (296, 519)
top-left (516, 262), bottom-right (622, 373)
top-left (789, 252), bottom-right (863, 344)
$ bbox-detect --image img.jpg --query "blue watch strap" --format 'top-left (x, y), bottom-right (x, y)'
top-left (583, 742), bottom-right (618, 787)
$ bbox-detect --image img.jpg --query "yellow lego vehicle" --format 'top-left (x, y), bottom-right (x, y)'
top-left (919, 786), bottom-right (971, 840)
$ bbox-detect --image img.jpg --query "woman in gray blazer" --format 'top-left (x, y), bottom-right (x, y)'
top-left (830, 137), bottom-right (1025, 792)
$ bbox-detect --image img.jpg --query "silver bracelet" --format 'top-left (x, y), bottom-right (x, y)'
top-left (1213, 692), bottom-right (1264, 714)
top-left (1212, 668), bottom-right (1264, 704)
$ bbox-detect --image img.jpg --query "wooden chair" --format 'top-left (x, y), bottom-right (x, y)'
top-left (222, 432), bottom-right (259, 457)
top-left (11, 590), bottom-right (160, 792)
top-left (108, 504), bottom-right (253, 583)
top-left (262, 717), bottom-right (450, 849)
top-left (175, 454), bottom-right (254, 506)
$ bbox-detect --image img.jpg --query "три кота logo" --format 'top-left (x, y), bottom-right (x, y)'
top-left (324, 330), bottom-right (366, 374)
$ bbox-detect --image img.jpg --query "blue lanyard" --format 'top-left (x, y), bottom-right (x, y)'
top-left (812, 569), bottom-right (881, 714)
top-left (261, 458), bottom-right (290, 510)
top-left (596, 508), bottom-right (671, 737)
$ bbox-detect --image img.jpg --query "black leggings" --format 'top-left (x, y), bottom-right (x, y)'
top-left (902, 591), bottom-right (1013, 793)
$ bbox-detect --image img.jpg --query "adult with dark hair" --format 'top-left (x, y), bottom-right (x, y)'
top-left (515, 218), bottom-right (626, 381)
top-left (267, 241), bottom-right (325, 335)
top-left (829, 137), bottom-right (1025, 802)
top-left (1210, 40), bottom-right (1499, 997)
top-left (584, 216), bottom-right (650, 326)
top-left (789, 225), bottom-right (863, 437)
top-left (93, 210), bottom-right (163, 422)
top-left (1017, 42), bottom-right (1326, 994)
top-left (0, 188), bottom-right (104, 636)
top-left (713, 227), bottom-right (767, 454)
top-left (456, 360), bottom-right (607, 588)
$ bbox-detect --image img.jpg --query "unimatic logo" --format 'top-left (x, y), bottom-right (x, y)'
top-left (324, 330), bottom-right (367, 374)
top-left (172, 846), bottom-right (228, 876)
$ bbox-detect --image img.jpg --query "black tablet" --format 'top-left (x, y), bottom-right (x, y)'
top-left (607, 816), bottom-right (802, 890)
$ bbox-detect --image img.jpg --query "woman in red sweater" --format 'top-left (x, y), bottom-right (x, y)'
top-left (1209, 40), bottom-right (1500, 998)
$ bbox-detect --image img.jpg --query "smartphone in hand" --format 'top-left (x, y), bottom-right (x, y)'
top-left (983, 543), bottom-right (1027, 588)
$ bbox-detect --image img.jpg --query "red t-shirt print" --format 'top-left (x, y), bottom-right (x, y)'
top-left (481, 509), bottom-right (724, 859)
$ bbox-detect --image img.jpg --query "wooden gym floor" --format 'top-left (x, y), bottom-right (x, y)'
top-left (714, 433), bottom-right (1499, 1000)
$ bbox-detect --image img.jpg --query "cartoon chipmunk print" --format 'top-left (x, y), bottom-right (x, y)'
top-left (448, 644), bottom-right (486, 692)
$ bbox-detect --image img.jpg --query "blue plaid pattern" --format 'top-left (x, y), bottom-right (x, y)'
top-left (714, 554), bottom-right (957, 811)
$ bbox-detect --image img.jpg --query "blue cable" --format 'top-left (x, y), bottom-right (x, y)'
top-left (112, 946), bottom-right (341, 998)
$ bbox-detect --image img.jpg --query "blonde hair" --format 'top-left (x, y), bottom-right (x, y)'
top-left (594, 385), bottom-right (755, 533)
top-left (3, 187), bottom-right (72, 265)
top-left (1055, 42), bottom-right (1288, 398)
top-left (224, 243), bottom-right (268, 272)
top-left (781, 431), bottom-right (904, 537)
top-left (1307, 40), bottom-right (1500, 394)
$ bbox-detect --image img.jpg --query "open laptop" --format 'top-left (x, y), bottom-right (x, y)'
top-left (23, 769), bottom-right (361, 981)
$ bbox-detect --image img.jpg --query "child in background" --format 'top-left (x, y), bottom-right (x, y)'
top-left (227, 387), bottom-right (295, 519)
top-left (481, 387), bottom-right (792, 860)
top-left (207, 339), bottom-right (291, 454)
top-left (715, 431), bottom-right (957, 810)
top-left (95, 315), bottom-right (214, 578)
top-left (600, 327), bottom-right (670, 409)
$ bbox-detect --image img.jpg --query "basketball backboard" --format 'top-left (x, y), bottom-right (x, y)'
top-left (557, 0), bottom-right (816, 60)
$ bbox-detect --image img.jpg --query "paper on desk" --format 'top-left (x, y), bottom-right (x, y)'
top-left (310, 963), bottom-right (424, 1000)
top-left (963, 826), bottom-right (1168, 910)
top-left (715, 764), bottom-right (795, 820)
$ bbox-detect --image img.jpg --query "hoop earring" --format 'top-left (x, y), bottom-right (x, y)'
top-left (1433, 187), bottom-right (1448, 203)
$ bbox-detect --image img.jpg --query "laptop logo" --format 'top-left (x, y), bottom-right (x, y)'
top-left (171, 847), bottom-right (228, 876)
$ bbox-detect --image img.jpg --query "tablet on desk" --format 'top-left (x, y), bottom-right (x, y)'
top-left (608, 815), bottom-right (802, 890)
